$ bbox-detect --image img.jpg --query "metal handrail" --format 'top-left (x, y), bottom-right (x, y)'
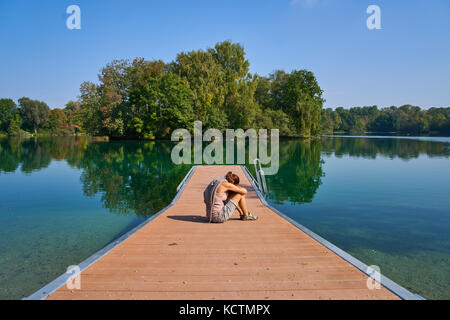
top-left (176, 166), bottom-right (195, 192)
top-left (252, 159), bottom-right (268, 196)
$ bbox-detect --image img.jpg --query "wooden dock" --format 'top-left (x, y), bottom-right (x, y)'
top-left (30, 165), bottom-right (418, 300)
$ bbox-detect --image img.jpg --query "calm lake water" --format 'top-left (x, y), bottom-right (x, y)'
top-left (0, 136), bottom-right (449, 299)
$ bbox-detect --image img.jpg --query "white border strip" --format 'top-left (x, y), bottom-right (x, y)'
top-left (24, 166), bottom-right (198, 300)
top-left (241, 165), bottom-right (424, 300)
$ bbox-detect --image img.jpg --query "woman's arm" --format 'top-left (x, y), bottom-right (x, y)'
top-left (223, 182), bottom-right (247, 195)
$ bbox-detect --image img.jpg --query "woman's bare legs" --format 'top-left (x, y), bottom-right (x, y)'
top-left (227, 192), bottom-right (243, 215)
top-left (235, 205), bottom-right (243, 216)
top-left (230, 193), bottom-right (249, 216)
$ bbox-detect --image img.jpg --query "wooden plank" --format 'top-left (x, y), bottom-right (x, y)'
top-left (47, 165), bottom-right (399, 300)
top-left (48, 289), bottom-right (397, 300)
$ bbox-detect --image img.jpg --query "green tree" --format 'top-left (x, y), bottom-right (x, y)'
top-left (69, 41), bottom-right (329, 138)
top-left (96, 60), bottom-right (131, 137)
top-left (157, 73), bottom-right (194, 136)
top-left (173, 49), bottom-right (227, 129)
top-left (18, 97), bottom-right (50, 133)
top-left (273, 70), bottom-right (324, 137)
top-left (45, 108), bottom-right (72, 134)
top-left (255, 108), bottom-right (293, 137)
top-left (126, 58), bottom-right (167, 139)
top-left (321, 105), bottom-right (450, 136)
top-left (350, 118), bottom-right (366, 134)
top-left (372, 112), bottom-right (393, 132)
top-left (321, 108), bottom-right (335, 134)
top-left (78, 81), bottom-right (102, 135)
top-left (64, 100), bottom-right (81, 128)
top-left (7, 113), bottom-right (22, 135)
top-left (0, 98), bottom-right (18, 132)
top-left (254, 75), bottom-right (273, 109)
top-left (208, 41), bottom-right (253, 127)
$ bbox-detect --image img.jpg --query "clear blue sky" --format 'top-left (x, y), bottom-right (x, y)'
top-left (0, 0), bottom-right (449, 109)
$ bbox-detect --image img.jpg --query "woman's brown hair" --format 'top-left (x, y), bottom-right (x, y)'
top-left (225, 171), bottom-right (240, 185)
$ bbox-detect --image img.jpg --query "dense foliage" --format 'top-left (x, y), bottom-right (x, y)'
top-left (0, 97), bottom-right (72, 136)
top-left (0, 98), bottom-right (22, 135)
top-left (322, 105), bottom-right (450, 136)
top-left (1, 41), bottom-right (449, 138)
top-left (68, 41), bottom-right (325, 138)
top-left (0, 41), bottom-right (325, 138)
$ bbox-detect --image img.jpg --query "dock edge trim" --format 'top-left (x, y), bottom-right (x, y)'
top-left (23, 166), bottom-right (198, 300)
top-left (241, 165), bottom-right (425, 301)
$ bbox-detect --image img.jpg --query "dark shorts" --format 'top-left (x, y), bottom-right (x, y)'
top-left (211, 199), bottom-right (237, 223)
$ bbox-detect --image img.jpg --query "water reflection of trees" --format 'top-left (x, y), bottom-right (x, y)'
top-left (1, 136), bottom-right (449, 214)
top-left (72, 141), bottom-right (189, 216)
top-left (321, 137), bottom-right (450, 160)
top-left (266, 137), bottom-right (450, 205)
top-left (0, 137), bottom-right (72, 173)
top-left (0, 137), bottom-right (189, 217)
top-left (266, 139), bottom-right (324, 205)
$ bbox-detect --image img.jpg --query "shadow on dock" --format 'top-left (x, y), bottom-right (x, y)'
top-left (166, 215), bottom-right (209, 223)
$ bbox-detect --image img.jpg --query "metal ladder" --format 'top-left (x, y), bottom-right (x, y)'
top-left (253, 158), bottom-right (268, 196)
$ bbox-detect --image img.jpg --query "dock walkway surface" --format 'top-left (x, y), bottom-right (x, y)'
top-left (29, 165), bottom-right (419, 300)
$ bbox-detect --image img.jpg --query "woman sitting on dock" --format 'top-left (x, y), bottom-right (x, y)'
top-left (205, 171), bottom-right (258, 223)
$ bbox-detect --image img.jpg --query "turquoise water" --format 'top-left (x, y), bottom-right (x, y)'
top-left (0, 137), bottom-right (190, 299)
top-left (0, 136), bottom-right (449, 299)
top-left (258, 137), bottom-right (450, 299)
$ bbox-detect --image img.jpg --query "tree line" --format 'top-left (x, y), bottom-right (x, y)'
top-left (322, 105), bottom-right (450, 136)
top-left (0, 97), bottom-right (73, 136)
top-left (1, 41), bottom-right (323, 138)
top-left (1, 41), bottom-right (448, 138)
